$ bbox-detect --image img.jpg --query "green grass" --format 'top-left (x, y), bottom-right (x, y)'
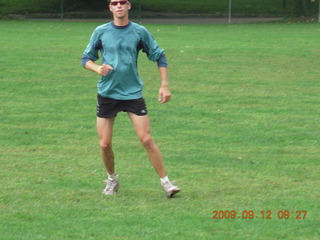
top-left (0, 20), bottom-right (320, 239)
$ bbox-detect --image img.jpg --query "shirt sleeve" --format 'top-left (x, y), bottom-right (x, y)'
top-left (157, 53), bottom-right (168, 68)
top-left (140, 27), bottom-right (166, 63)
top-left (81, 29), bottom-right (102, 67)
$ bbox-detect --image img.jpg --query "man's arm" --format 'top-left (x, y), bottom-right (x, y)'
top-left (158, 67), bottom-right (171, 104)
top-left (84, 60), bottom-right (114, 76)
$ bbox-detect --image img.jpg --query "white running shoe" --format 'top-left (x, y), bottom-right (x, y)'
top-left (162, 180), bottom-right (180, 198)
top-left (102, 177), bottom-right (119, 195)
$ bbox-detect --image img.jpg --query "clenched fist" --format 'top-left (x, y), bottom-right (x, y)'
top-left (97, 64), bottom-right (114, 76)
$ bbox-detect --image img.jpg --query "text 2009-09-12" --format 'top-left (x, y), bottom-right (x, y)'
top-left (212, 210), bottom-right (308, 220)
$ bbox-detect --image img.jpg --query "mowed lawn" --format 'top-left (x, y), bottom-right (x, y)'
top-left (0, 20), bottom-right (319, 239)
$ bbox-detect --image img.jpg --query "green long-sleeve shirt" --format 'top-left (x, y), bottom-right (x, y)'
top-left (82, 21), bottom-right (167, 100)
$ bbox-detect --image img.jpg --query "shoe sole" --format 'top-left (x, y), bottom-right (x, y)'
top-left (168, 189), bottom-right (180, 198)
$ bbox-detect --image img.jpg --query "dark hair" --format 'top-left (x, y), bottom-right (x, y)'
top-left (108, 0), bottom-right (130, 2)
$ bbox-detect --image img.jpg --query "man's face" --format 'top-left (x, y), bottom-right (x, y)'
top-left (109, 1), bottom-right (131, 19)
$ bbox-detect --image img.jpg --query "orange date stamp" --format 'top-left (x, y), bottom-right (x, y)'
top-left (212, 210), bottom-right (308, 220)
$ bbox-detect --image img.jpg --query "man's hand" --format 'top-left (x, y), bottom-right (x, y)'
top-left (158, 86), bottom-right (171, 104)
top-left (84, 61), bottom-right (114, 76)
top-left (97, 64), bottom-right (114, 76)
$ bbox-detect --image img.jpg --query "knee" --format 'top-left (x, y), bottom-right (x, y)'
top-left (139, 135), bottom-right (154, 148)
top-left (100, 141), bottom-right (112, 152)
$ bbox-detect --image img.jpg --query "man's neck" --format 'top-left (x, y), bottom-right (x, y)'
top-left (113, 18), bottom-right (129, 27)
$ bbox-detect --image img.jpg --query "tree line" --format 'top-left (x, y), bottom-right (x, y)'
top-left (1, 0), bottom-right (318, 17)
top-left (62, 0), bottom-right (318, 17)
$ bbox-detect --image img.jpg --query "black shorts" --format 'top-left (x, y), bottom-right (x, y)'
top-left (97, 94), bottom-right (148, 118)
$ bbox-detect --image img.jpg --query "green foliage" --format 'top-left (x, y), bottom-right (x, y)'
top-left (0, 20), bottom-right (319, 239)
top-left (0, 0), bottom-right (108, 15)
top-left (291, 0), bottom-right (318, 16)
top-left (0, 0), bottom-right (318, 17)
top-left (0, 0), bottom-right (61, 14)
top-left (139, 0), bottom-right (287, 15)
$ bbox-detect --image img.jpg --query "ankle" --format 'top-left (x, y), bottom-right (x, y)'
top-left (160, 176), bottom-right (169, 184)
top-left (108, 173), bottom-right (118, 180)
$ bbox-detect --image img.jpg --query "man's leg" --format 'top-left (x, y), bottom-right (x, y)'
top-left (97, 116), bottom-right (119, 195)
top-left (97, 117), bottom-right (115, 174)
top-left (128, 113), bottom-right (166, 178)
top-left (128, 112), bottom-right (180, 197)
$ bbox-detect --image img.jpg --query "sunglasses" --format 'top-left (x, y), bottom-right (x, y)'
top-left (110, 1), bottom-right (128, 6)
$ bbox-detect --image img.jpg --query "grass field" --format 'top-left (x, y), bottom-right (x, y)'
top-left (0, 20), bottom-right (319, 239)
